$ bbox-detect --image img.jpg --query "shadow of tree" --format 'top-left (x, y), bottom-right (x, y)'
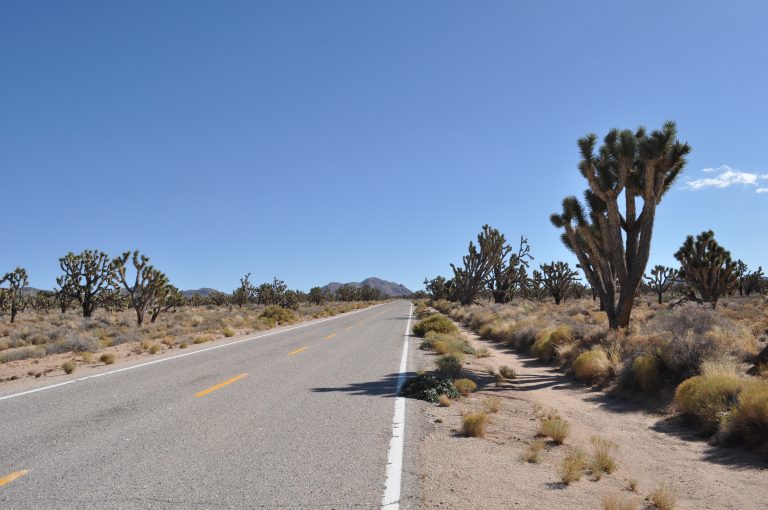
top-left (311, 372), bottom-right (418, 398)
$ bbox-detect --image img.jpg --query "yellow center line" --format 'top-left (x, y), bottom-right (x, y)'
top-left (344, 325), bottom-right (354, 331)
top-left (0, 470), bottom-right (28, 487)
top-left (194, 373), bottom-right (247, 398)
top-left (288, 346), bottom-right (308, 356)
top-left (324, 333), bottom-right (337, 340)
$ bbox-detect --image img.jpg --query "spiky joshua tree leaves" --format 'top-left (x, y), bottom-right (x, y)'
top-left (539, 261), bottom-right (579, 305)
top-left (675, 231), bottom-right (738, 308)
top-left (451, 225), bottom-right (509, 306)
top-left (644, 265), bottom-right (678, 304)
top-left (233, 273), bottom-right (257, 308)
top-left (1, 267), bottom-right (29, 323)
top-left (551, 122), bottom-right (690, 329)
top-left (489, 236), bottom-right (533, 303)
top-left (57, 250), bottom-right (117, 318)
top-left (111, 251), bottom-right (170, 325)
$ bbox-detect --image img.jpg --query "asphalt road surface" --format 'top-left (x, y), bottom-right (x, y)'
top-left (0, 301), bottom-right (422, 509)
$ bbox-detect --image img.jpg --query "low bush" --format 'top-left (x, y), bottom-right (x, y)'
top-left (649, 483), bottom-right (677, 510)
top-left (523, 439), bottom-right (545, 463)
top-left (602, 493), bottom-right (640, 510)
top-left (539, 418), bottom-right (570, 444)
top-left (590, 436), bottom-right (618, 477)
top-left (412, 315), bottom-right (458, 337)
top-left (559, 446), bottom-right (587, 484)
top-left (461, 412), bottom-right (488, 437)
top-left (222, 327), bottom-right (235, 337)
top-left (532, 325), bottom-right (572, 362)
top-left (260, 305), bottom-right (296, 324)
top-left (0, 345), bottom-right (46, 362)
top-left (729, 378), bottom-right (768, 447)
top-left (436, 353), bottom-right (463, 378)
top-left (631, 354), bottom-right (662, 394)
top-left (674, 374), bottom-right (743, 434)
top-left (499, 365), bottom-right (516, 379)
top-left (572, 350), bottom-right (611, 382)
top-left (483, 396), bottom-right (501, 413)
top-left (432, 334), bottom-right (475, 355)
top-left (61, 333), bottom-right (101, 353)
top-left (399, 374), bottom-right (459, 402)
top-left (62, 361), bottom-right (76, 374)
top-left (453, 378), bottom-right (477, 396)
top-left (100, 353), bottom-right (116, 365)
top-left (148, 344), bottom-right (161, 355)
top-left (475, 347), bottom-right (491, 358)
top-left (437, 394), bottom-right (452, 407)
top-left (81, 351), bottom-right (93, 363)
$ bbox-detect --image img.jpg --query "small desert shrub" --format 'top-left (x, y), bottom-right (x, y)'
top-left (729, 378), bottom-right (768, 446)
top-left (631, 354), bottom-right (662, 394)
top-left (148, 344), bottom-right (161, 355)
top-left (260, 305), bottom-right (296, 324)
top-left (475, 347), bottom-right (491, 358)
top-left (628, 478), bottom-right (639, 492)
top-left (437, 394), bottom-right (452, 407)
top-left (27, 333), bottom-right (50, 345)
top-left (674, 373), bottom-right (743, 434)
top-left (650, 303), bottom-right (729, 338)
top-left (61, 333), bottom-right (100, 353)
top-left (461, 411), bottom-right (488, 437)
top-left (573, 349), bottom-right (611, 382)
top-left (590, 436), bottom-right (618, 476)
top-left (62, 361), bottom-right (76, 374)
top-left (81, 351), bottom-right (93, 363)
top-left (412, 315), bottom-right (458, 337)
top-left (100, 353), bottom-right (116, 364)
top-left (483, 396), bottom-right (501, 413)
top-left (659, 331), bottom-right (716, 382)
top-left (649, 483), bottom-right (677, 510)
top-left (453, 378), bottom-right (477, 396)
top-left (499, 365), bottom-right (516, 379)
top-left (523, 439), bottom-right (545, 463)
top-left (222, 327), bottom-right (235, 337)
top-left (532, 325), bottom-right (572, 362)
top-left (0, 345), bottom-right (46, 362)
top-left (602, 493), bottom-right (640, 510)
top-left (539, 418), bottom-right (570, 444)
top-left (193, 335), bottom-right (210, 344)
top-left (399, 374), bottom-right (459, 402)
top-left (140, 340), bottom-right (152, 351)
top-left (437, 353), bottom-right (463, 378)
top-left (113, 330), bottom-right (141, 345)
top-left (559, 446), bottom-right (587, 484)
top-left (179, 342), bottom-right (188, 349)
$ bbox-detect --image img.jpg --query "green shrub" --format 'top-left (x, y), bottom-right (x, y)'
top-left (222, 327), bottom-right (235, 337)
top-left (431, 333), bottom-right (475, 355)
top-left (461, 412), bottom-right (488, 437)
top-left (413, 315), bottom-right (458, 337)
top-left (632, 354), bottom-right (662, 394)
top-left (674, 374), bottom-right (743, 434)
top-left (62, 361), bottom-right (76, 374)
top-left (259, 305), bottom-right (296, 325)
top-left (531, 325), bottom-right (572, 362)
top-left (573, 350), bottom-right (611, 382)
top-left (453, 378), bottom-right (477, 396)
top-left (399, 374), bottom-right (459, 402)
top-left (729, 378), bottom-right (768, 447)
top-left (437, 353), bottom-right (463, 377)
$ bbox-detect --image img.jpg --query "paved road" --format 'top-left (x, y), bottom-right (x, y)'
top-left (0, 301), bottom-right (421, 509)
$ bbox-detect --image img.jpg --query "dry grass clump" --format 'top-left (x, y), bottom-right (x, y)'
top-left (499, 365), bottom-right (516, 379)
top-left (539, 418), bottom-right (570, 444)
top-left (631, 354), bottom-right (662, 394)
top-left (483, 396), bottom-right (501, 413)
top-left (453, 378), bottom-right (477, 396)
top-left (222, 327), bottom-right (235, 337)
top-left (649, 483), bottom-right (677, 510)
top-left (573, 349), bottom-right (612, 383)
top-left (532, 325), bottom-right (572, 362)
top-left (148, 343), bottom-right (161, 355)
top-left (99, 353), bottom-right (116, 364)
top-left (474, 346), bottom-right (491, 358)
top-left (559, 446), bottom-right (587, 484)
top-left (436, 353), bottom-right (463, 378)
top-left (590, 436), bottom-right (618, 478)
top-left (627, 478), bottom-right (638, 492)
top-left (437, 394), bottom-right (452, 407)
top-left (62, 361), bottom-right (76, 374)
top-left (461, 411), bottom-right (489, 437)
top-left (81, 351), bottom-right (93, 363)
top-left (602, 493), bottom-right (640, 510)
top-left (523, 439), bottom-right (545, 463)
top-left (259, 305), bottom-right (297, 325)
top-left (674, 373), bottom-right (744, 434)
top-left (413, 314), bottom-right (458, 337)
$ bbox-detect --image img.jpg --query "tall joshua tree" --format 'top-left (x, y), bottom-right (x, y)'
top-left (451, 225), bottom-right (509, 305)
top-left (675, 230), bottom-right (738, 308)
top-left (150, 284), bottom-right (184, 323)
top-left (551, 122), bottom-right (690, 329)
top-left (644, 265), bottom-right (678, 304)
top-left (1, 267), bottom-right (29, 323)
top-left (112, 251), bottom-right (169, 325)
top-left (233, 273), bottom-right (256, 308)
top-left (58, 250), bottom-right (117, 318)
top-left (539, 261), bottom-right (579, 305)
top-left (489, 236), bottom-right (533, 303)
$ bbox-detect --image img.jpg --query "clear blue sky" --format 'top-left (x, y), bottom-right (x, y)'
top-left (2, 1), bottom-right (766, 292)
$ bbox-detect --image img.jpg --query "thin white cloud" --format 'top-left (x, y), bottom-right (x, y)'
top-left (686, 165), bottom-right (767, 193)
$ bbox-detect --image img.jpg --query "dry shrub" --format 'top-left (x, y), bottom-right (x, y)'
top-left (523, 440), bottom-right (545, 463)
top-left (590, 436), bottom-right (618, 476)
top-left (729, 378), bottom-right (768, 447)
top-left (674, 373), bottom-right (743, 434)
top-left (461, 411), bottom-right (488, 437)
top-left (559, 446), bottom-right (587, 484)
top-left (437, 353), bottom-right (463, 378)
top-left (475, 347), bottom-right (491, 358)
top-left (573, 349), bottom-right (611, 382)
top-left (81, 351), bottom-right (93, 363)
top-left (483, 396), bottom-right (501, 413)
top-left (631, 355), bottom-right (662, 394)
top-left (100, 353), bottom-right (116, 364)
top-left (413, 315), bottom-right (458, 337)
top-left (649, 484), bottom-right (677, 510)
top-left (222, 327), bottom-right (235, 337)
top-left (437, 394), bottom-right (452, 407)
top-left (148, 344), bottom-right (161, 355)
top-left (0, 345), bottom-right (46, 362)
top-left (532, 325), bottom-right (572, 362)
top-left (62, 361), bottom-right (76, 374)
top-left (499, 365), bottom-right (516, 379)
top-left (602, 493), bottom-right (640, 510)
top-left (539, 418), bottom-right (570, 444)
top-left (453, 378), bottom-right (477, 396)
top-left (628, 478), bottom-right (638, 492)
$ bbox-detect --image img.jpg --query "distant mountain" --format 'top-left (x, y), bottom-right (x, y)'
top-left (181, 288), bottom-right (222, 298)
top-left (321, 277), bottom-right (412, 297)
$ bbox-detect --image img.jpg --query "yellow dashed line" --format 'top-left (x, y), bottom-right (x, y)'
top-left (194, 374), bottom-right (247, 397)
top-left (288, 346), bottom-right (308, 356)
top-left (325, 333), bottom-right (337, 340)
top-left (0, 470), bottom-right (28, 487)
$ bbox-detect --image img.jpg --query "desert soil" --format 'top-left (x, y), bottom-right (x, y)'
top-left (416, 320), bottom-right (767, 509)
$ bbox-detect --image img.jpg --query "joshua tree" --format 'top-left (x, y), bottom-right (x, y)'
top-left (644, 265), bottom-right (678, 304)
top-left (451, 225), bottom-right (509, 305)
top-left (58, 250), bottom-right (116, 318)
top-left (307, 286), bottom-right (327, 305)
top-left (150, 284), bottom-right (184, 322)
top-left (744, 267), bottom-right (765, 295)
top-left (112, 251), bottom-right (169, 325)
top-left (208, 290), bottom-right (229, 307)
top-left (539, 261), bottom-right (579, 305)
top-left (735, 260), bottom-right (749, 296)
top-left (424, 276), bottom-right (454, 301)
top-left (675, 230), bottom-right (738, 308)
top-left (489, 236), bottom-right (533, 303)
top-left (233, 273), bottom-right (256, 308)
top-left (256, 278), bottom-right (288, 306)
top-left (551, 122), bottom-right (690, 329)
top-left (1, 267), bottom-right (29, 323)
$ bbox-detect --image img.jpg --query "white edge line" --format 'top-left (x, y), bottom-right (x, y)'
top-left (381, 303), bottom-right (412, 510)
top-left (0, 303), bottom-right (387, 402)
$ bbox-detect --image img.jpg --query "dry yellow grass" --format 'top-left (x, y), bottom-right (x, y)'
top-left (523, 439), bottom-right (545, 463)
top-left (602, 493), bottom-right (640, 510)
top-left (649, 483), bottom-right (677, 510)
top-left (539, 418), bottom-right (570, 444)
top-left (461, 412), bottom-right (488, 437)
top-left (437, 394), bottom-right (452, 407)
top-left (483, 396), bottom-right (502, 413)
top-left (559, 446), bottom-right (587, 484)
